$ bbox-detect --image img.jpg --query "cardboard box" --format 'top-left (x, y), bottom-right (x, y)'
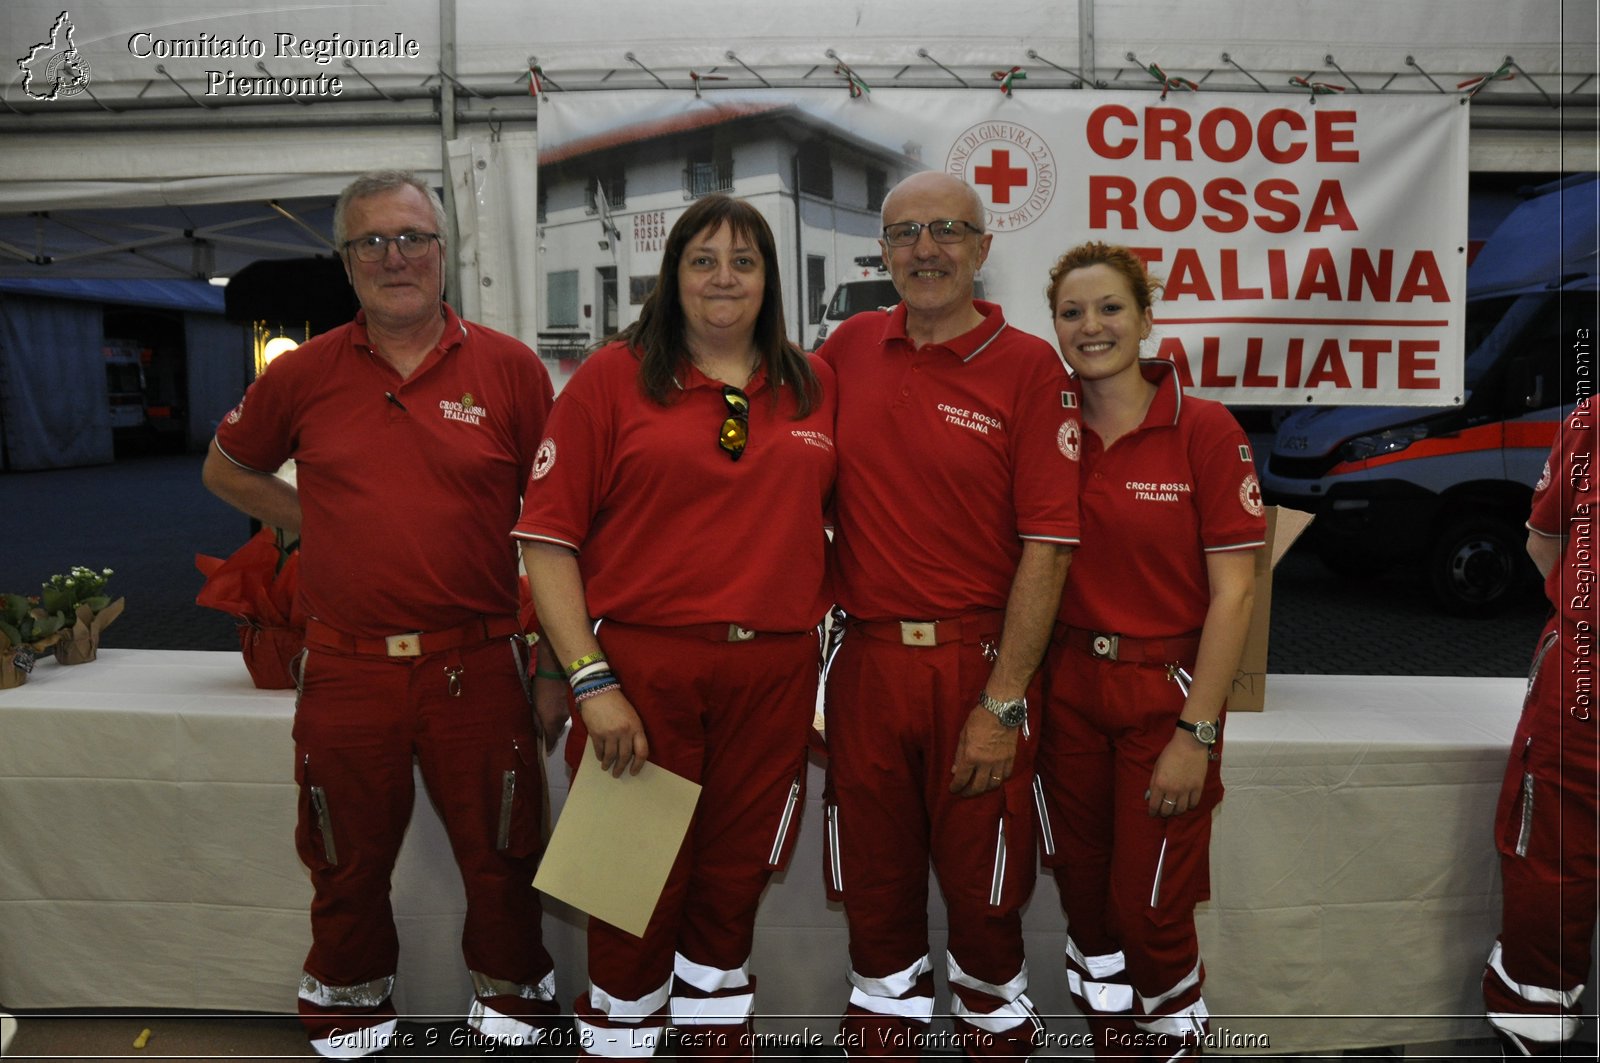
top-left (1229, 506), bottom-right (1315, 712)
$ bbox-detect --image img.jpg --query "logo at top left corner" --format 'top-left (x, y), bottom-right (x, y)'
top-left (17, 10), bottom-right (93, 101)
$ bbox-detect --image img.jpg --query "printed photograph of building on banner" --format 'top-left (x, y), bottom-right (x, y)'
top-left (537, 88), bottom-right (1468, 406)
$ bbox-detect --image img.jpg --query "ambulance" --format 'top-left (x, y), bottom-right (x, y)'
top-left (812, 256), bottom-right (900, 348)
top-left (1260, 174), bottom-right (1599, 612)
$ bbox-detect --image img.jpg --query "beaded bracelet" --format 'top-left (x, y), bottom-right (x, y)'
top-left (571, 670), bottom-right (619, 699)
top-left (574, 681), bottom-right (621, 704)
top-left (564, 651), bottom-right (606, 676)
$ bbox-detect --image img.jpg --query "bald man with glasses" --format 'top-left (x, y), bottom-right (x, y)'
top-left (817, 171), bottom-right (1081, 1057)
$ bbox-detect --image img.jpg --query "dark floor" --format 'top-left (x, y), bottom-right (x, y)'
top-left (1, 452), bottom-right (253, 654)
top-left (0, 451), bottom-right (1551, 675)
top-left (0, 1011), bottom-right (1554, 1061)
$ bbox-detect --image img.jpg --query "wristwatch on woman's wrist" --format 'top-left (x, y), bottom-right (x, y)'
top-left (1175, 717), bottom-right (1219, 746)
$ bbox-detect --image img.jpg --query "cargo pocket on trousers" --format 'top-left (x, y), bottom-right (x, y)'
top-left (1496, 628), bottom-right (1559, 861)
top-left (764, 762), bottom-right (808, 872)
top-left (1033, 774), bottom-right (1064, 868)
top-left (290, 647), bottom-right (310, 708)
top-left (295, 753), bottom-right (339, 871)
top-left (497, 738), bottom-right (546, 859)
top-left (1494, 735), bottom-right (1537, 861)
top-left (821, 767), bottom-right (845, 903)
top-left (990, 775), bottom-right (1038, 913)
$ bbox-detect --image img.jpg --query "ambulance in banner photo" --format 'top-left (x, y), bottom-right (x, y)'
top-left (1260, 174), bottom-right (1600, 614)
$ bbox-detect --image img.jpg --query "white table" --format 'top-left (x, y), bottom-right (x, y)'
top-left (0, 651), bottom-right (1556, 1053)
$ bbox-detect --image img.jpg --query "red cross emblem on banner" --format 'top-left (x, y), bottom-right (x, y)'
top-left (973, 149), bottom-right (1028, 205)
top-left (946, 120), bottom-right (1056, 234)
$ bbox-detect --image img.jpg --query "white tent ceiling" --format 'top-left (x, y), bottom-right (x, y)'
top-left (5, 0), bottom-right (1591, 101)
top-left (0, 0), bottom-right (1594, 285)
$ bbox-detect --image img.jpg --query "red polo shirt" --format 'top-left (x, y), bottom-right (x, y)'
top-left (1528, 398), bottom-right (1598, 625)
top-left (1060, 359), bottom-right (1266, 638)
top-left (513, 341), bottom-right (836, 631)
top-left (214, 305), bottom-right (552, 636)
top-left (819, 300), bottom-right (1081, 621)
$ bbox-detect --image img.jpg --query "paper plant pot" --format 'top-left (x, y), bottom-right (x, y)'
top-left (50, 598), bottom-right (123, 666)
top-left (1, 641), bottom-right (46, 688)
top-left (53, 631), bottom-right (99, 665)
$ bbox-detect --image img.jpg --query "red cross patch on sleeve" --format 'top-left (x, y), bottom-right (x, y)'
top-left (1240, 473), bottom-right (1264, 516)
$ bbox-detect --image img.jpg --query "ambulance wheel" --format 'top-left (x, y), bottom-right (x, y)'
top-left (1427, 512), bottom-right (1522, 614)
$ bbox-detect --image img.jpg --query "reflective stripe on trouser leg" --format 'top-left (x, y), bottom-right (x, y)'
top-left (576, 978), bottom-right (672, 1057)
top-left (1064, 936), bottom-right (1134, 1017)
top-left (947, 950), bottom-right (1042, 1055)
top-left (671, 953), bottom-right (756, 1026)
top-left (847, 954), bottom-right (936, 1022)
top-left (671, 952), bottom-right (757, 1058)
top-left (1484, 940), bottom-right (1584, 1046)
top-left (843, 954), bottom-right (936, 1058)
top-left (299, 972), bottom-right (397, 1059)
top-left (1063, 936), bottom-right (1136, 1058)
top-left (1135, 960), bottom-right (1209, 1039)
top-left (468, 968), bottom-right (558, 1046)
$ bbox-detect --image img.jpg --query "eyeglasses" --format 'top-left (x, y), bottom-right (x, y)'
top-left (343, 232), bottom-right (441, 263)
top-left (718, 386), bottom-right (750, 462)
top-left (881, 219), bottom-right (985, 247)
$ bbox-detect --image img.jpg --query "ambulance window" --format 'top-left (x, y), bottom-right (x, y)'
top-left (1462, 296), bottom-right (1517, 371)
top-left (828, 280), bottom-right (900, 318)
top-left (1501, 291), bottom-right (1598, 411)
top-left (1462, 295), bottom-right (1537, 391)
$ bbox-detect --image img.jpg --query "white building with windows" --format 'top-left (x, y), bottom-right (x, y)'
top-left (535, 99), bottom-right (920, 374)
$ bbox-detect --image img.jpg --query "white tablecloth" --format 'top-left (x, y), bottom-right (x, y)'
top-left (0, 650), bottom-right (1553, 1053)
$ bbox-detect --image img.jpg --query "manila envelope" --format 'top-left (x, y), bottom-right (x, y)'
top-left (534, 759), bottom-right (701, 937)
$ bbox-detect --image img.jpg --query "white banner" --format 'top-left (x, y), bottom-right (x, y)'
top-left (538, 88), bottom-right (1467, 405)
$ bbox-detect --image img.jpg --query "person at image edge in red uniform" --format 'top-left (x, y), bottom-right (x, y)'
top-left (515, 194), bottom-right (835, 1059)
top-left (1481, 396), bottom-right (1599, 1057)
top-left (818, 170), bottom-right (1080, 1057)
top-left (1037, 243), bottom-right (1264, 1061)
top-left (204, 171), bottom-right (564, 1058)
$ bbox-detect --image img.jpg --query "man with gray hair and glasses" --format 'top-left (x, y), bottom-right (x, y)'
top-left (204, 170), bottom-right (564, 1057)
top-left (817, 170), bottom-right (1081, 1056)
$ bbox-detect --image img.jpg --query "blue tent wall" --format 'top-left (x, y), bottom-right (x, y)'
top-left (0, 280), bottom-right (249, 470)
top-left (0, 293), bottom-right (109, 470)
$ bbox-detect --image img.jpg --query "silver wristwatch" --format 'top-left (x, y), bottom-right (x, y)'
top-left (1175, 717), bottom-right (1220, 747)
top-left (978, 691), bottom-right (1027, 728)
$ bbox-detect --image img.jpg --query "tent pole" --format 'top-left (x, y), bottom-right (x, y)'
top-left (439, 0), bottom-right (463, 309)
top-left (1079, 0), bottom-right (1095, 90)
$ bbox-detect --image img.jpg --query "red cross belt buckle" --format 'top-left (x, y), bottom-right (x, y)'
top-left (899, 621), bottom-right (937, 646)
top-left (1090, 634), bottom-right (1119, 660)
top-left (385, 633), bottom-right (423, 657)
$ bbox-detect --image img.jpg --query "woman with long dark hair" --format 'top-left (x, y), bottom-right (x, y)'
top-left (515, 194), bottom-right (835, 1058)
